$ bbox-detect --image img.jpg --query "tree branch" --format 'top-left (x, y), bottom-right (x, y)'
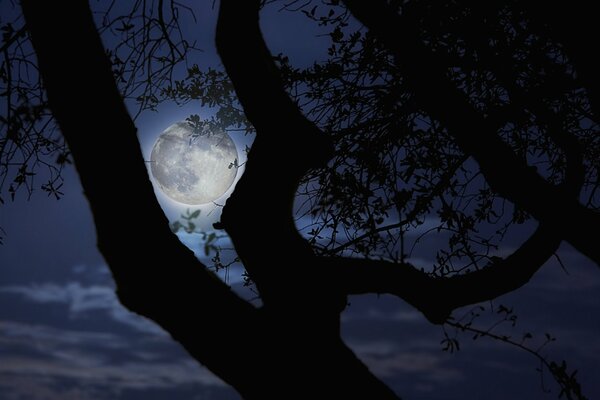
top-left (216, 0), bottom-right (343, 319)
top-left (327, 223), bottom-right (560, 324)
top-left (214, 3), bottom-right (404, 397)
top-left (342, 0), bottom-right (600, 266)
top-left (21, 0), bottom-right (259, 392)
top-left (0, 25), bottom-right (27, 54)
top-left (327, 154), bottom-right (469, 255)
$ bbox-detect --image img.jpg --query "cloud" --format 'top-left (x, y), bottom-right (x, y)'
top-left (0, 282), bottom-right (164, 335)
top-left (0, 355), bottom-right (224, 388)
top-left (0, 375), bottom-right (111, 400)
top-left (528, 249), bottom-right (600, 293)
top-left (349, 339), bottom-right (463, 384)
top-left (0, 321), bottom-right (229, 400)
top-left (0, 321), bottom-right (126, 348)
top-left (342, 307), bottom-right (422, 323)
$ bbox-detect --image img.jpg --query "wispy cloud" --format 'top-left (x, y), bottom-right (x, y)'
top-left (0, 282), bottom-right (163, 335)
top-left (0, 355), bottom-right (224, 388)
top-left (348, 339), bottom-right (463, 384)
top-left (0, 320), bottom-right (127, 350)
top-left (0, 321), bottom-right (228, 400)
top-left (342, 307), bottom-right (422, 323)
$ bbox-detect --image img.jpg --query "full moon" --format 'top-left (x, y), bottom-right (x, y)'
top-left (150, 122), bottom-right (238, 205)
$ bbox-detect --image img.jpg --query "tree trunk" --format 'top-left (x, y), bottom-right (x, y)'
top-left (20, 1), bottom-right (401, 398)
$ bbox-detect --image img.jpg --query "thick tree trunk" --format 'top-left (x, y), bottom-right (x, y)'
top-left (21, 1), bottom-right (401, 398)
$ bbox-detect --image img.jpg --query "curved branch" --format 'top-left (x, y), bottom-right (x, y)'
top-left (215, 3), bottom-right (404, 397)
top-left (467, 37), bottom-right (585, 198)
top-left (216, 0), bottom-right (340, 315)
top-left (327, 223), bottom-right (560, 324)
top-left (21, 0), bottom-right (258, 391)
top-left (342, 0), bottom-right (600, 266)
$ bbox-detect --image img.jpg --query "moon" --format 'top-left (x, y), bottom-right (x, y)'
top-left (150, 122), bottom-right (238, 205)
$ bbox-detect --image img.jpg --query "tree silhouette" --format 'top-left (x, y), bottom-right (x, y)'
top-left (14, 0), bottom-right (599, 398)
top-left (0, 0), bottom-right (195, 209)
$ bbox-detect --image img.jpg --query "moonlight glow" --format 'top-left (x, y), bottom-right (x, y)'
top-left (150, 122), bottom-right (238, 205)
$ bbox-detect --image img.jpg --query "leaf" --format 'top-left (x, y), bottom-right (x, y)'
top-left (56, 152), bottom-right (72, 165)
top-left (190, 209), bottom-right (201, 219)
top-left (170, 221), bottom-right (181, 233)
top-left (187, 222), bottom-right (196, 233)
top-left (331, 26), bottom-right (343, 42)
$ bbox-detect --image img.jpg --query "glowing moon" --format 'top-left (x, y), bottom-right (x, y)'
top-left (150, 122), bottom-right (238, 205)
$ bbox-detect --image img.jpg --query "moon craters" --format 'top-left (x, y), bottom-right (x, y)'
top-left (150, 122), bottom-right (238, 205)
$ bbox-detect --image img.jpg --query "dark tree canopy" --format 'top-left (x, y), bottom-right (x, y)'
top-left (5, 0), bottom-right (600, 398)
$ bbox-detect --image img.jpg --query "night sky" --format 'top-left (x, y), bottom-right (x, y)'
top-left (1, 2), bottom-right (599, 399)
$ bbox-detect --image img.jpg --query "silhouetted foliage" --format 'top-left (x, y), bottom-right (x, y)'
top-left (165, 1), bottom-right (600, 397)
top-left (171, 1), bottom-right (599, 270)
top-left (0, 0), bottom-right (196, 205)
top-left (12, 0), bottom-right (600, 399)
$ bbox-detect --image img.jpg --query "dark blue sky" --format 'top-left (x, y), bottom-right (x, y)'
top-left (1, 2), bottom-right (599, 399)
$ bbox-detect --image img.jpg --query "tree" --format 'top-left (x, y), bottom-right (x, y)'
top-left (0, 0), bottom-right (196, 215)
top-left (14, 0), bottom-right (600, 398)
